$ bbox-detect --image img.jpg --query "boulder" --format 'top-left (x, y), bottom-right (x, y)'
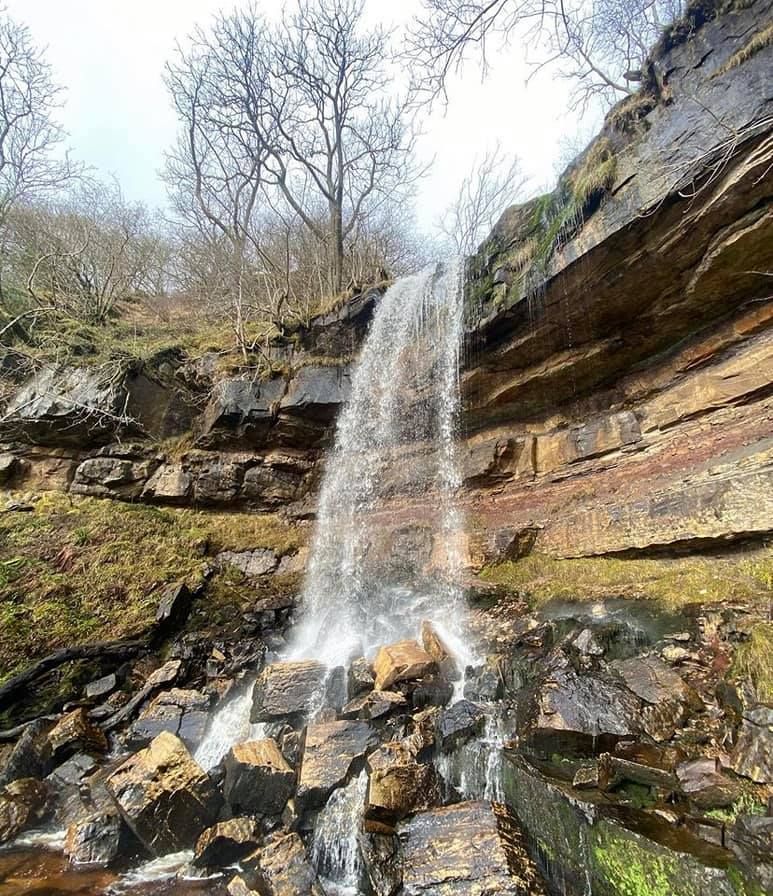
top-left (70, 456), bottom-right (154, 498)
top-left (421, 621), bottom-right (461, 681)
top-left (64, 811), bottom-right (125, 867)
top-left (48, 708), bottom-right (108, 762)
top-left (398, 801), bottom-right (541, 895)
top-left (341, 690), bottom-right (408, 721)
top-left (729, 706), bottom-right (772, 784)
top-left (223, 739), bottom-right (295, 817)
top-left (373, 641), bottom-right (437, 691)
top-left (297, 721), bottom-right (378, 812)
top-left (0, 778), bottom-right (48, 843)
top-left (464, 659), bottom-right (504, 702)
top-left (251, 660), bottom-right (327, 723)
top-left (360, 831), bottom-right (402, 896)
top-left (154, 582), bottom-right (194, 632)
top-left (520, 658), bottom-right (642, 755)
top-left (193, 817), bottom-right (261, 868)
top-left (611, 655), bottom-right (703, 741)
top-left (84, 674), bottom-right (118, 701)
top-left (348, 657), bottom-right (376, 699)
top-left (0, 719), bottom-right (53, 786)
top-left (245, 831), bottom-right (324, 896)
top-left (217, 548), bottom-right (279, 578)
top-left (127, 688), bottom-right (210, 749)
top-left (366, 742), bottom-right (438, 827)
top-left (105, 731), bottom-right (221, 855)
top-left (437, 701), bottom-right (486, 752)
top-left (410, 675), bottom-right (454, 709)
top-left (142, 463), bottom-right (193, 501)
top-left (676, 758), bottom-right (741, 809)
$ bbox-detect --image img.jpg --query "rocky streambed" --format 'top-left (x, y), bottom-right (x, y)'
top-left (0, 589), bottom-right (769, 896)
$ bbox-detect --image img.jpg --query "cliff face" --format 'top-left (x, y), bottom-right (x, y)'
top-left (1, 0), bottom-right (771, 568)
top-left (458, 0), bottom-right (773, 560)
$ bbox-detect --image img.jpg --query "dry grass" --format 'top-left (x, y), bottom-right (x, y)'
top-left (568, 138), bottom-right (618, 211)
top-left (712, 22), bottom-right (773, 77)
top-left (732, 622), bottom-right (773, 702)
top-left (0, 491), bottom-right (304, 680)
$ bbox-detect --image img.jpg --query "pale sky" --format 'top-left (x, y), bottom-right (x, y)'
top-left (8, 0), bottom-right (598, 233)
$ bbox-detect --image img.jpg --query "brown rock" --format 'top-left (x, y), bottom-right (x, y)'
top-left (398, 800), bottom-right (544, 895)
top-left (677, 759), bottom-right (741, 809)
top-left (341, 690), bottom-right (408, 721)
top-left (48, 708), bottom-right (108, 761)
top-left (0, 778), bottom-right (48, 843)
top-left (251, 660), bottom-right (327, 723)
top-left (223, 739), bottom-right (295, 816)
top-left (64, 811), bottom-right (124, 867)
top-left (366, 742), bottom-right (438, 826)
top-left (247, 831), bottom-right (324, 895)
top-left (373, 640), bottom-right (437, 691)
top-left (729, 706), bottom-right (772, 784)
top-left (421, 621), bottom-right (461, 681)
top-left (194, 817), bottom-right (261, 868)
top-left (297, 721), bottom-right (378, 812)
top-left (105, 731), bottom-right (221, 855)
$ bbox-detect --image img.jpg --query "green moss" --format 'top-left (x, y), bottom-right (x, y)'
top-left (592, 830), bottom-right (682, 896)
top-left (479, 549), bottom-right (773, 610)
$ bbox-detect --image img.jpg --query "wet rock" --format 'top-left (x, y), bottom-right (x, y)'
top-left (598, 753), bottom-right (678, 793)
top-left (348, 657), bottom-right (375, 699)
top-left (366, 742), bottom-right (438, 827)
top-left (360, 831), bottom-right (402, 896)
top-left (341, 690), bottom-right (408, 721)
top-left (251, 661), bottom-right (327, 723)
top-left (244, 831), bottom-right (324, 896)
top-left (729, 706), bottom-right (772, 784)
top-left (463, 658), bottom-right (503, 702)
top-left (84, 674), bottom-right (118, 701)
top-left (228, 876), bottom-right (261, 896)
top-left (127, 688), bottom-right (210, 749)
top-left (398, 800), bottom-right (535, 895)
top-left (105, 731), bottom-right (221, 855)
top-left (573, 628), bottom-right (604, 657)
top-left (727, 814), bottom-right (773, 895)
top-left (373, 640), bottom-right (437, 691)
top-left (0, 719), bottom-right (53, 785)
top-left (296, 720), bottom-right (378, 812)
top-left (437, 700), bottom-right (486, 752)
top-left (420, 621), bottom-right (460, 680)
top-left (47, 753), bottom-right (97, 790)
top-left (404, 707), bottom-right (440, 758)
top-left (520, 658), bottom-right (642, 755)
top-left (48, 708), bottom-right (108, 762)
top-left (612, 655), bottom-right (702, 741)
top-left (64, 811), bottom-right (124, 867)
top-left (193, 817), bottom-right (261, 868)
top-left (410, 675), bottom-right (454, 709)
top-left (217, 549), bottom-right (278, 578)
top-left (676, 758), bottom-right (741, 809)
top-left (0, 778), bottom-right (48, 843)
top-left (223, 739), bottom-right (295, 817)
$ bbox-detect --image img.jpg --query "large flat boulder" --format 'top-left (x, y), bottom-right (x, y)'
top-left (223, 739), bottom-right (296, 816)
top-left (296, 721), bottom-right (378, 812)
top-left (373, 640), bottom-right (437, 691)
top-left (105, 731), bottom-right (221, 855)
top-left (251, 661), bottom-right (327, 723)
top-left (398, 801), bottom-right (543, 895)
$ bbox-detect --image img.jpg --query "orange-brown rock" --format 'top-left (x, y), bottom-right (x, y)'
top-left (223, 739), bottom-right (295, 816)
top-left (373, 640), bottom-right (437, 691)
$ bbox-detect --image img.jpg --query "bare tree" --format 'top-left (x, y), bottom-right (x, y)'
top-left (269, 0), bottom-right (417, 294)
top-left (408, 0), bottom-right (685, 108)
top-left (439, 144), bottom-right (527, 255)
top-left (0, 10), bottom-right (76, 255)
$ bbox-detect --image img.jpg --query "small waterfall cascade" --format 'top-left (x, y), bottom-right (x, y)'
top-left (194, 687), bottom-right (265, 772)
top-left (311, 771), bottom-right (369, 895)
top-left (287, 258), bottom-right (472, 666)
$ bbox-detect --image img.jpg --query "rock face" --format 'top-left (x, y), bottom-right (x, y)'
top-left (398, 801), bottom-right (537, 895)
top-left (296, 721), bottom-right (377, 811)
top-left (251, 661), bottom-right (327, 723)
top-left (246, 831), bottom-right (323, 896)
top-left (730, 706), bottom-right (772, 784)
top-left (105, 731), bottom-right (221, 855)
top-left (223, 739), bottom-right (296, 816)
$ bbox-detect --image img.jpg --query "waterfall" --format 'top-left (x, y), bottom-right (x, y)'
top-left (312, 771), bottom-right (369, 895)
top-left (194, 686), bottom-right (265, 772)
top-left (287, 259), bottom-right (470, 666)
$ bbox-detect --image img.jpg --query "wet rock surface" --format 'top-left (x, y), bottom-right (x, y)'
top-left (223, 739), bottom-right (295, 817)
top-left (251, 660), bottom-right (327, 723)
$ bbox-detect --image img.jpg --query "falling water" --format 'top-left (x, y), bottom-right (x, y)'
top-left (287, 259), bottom-right (470, 666)
top-left (311, 771), bottom-right (369, 895)
top-left (194, 686), bottom-right (265, 772)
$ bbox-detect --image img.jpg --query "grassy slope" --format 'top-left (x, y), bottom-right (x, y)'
top-left (0, 492), bottom-right (304, 682)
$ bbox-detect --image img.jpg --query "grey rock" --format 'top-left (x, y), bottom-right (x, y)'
top-left (437, 700), bottom-right (486, 752)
